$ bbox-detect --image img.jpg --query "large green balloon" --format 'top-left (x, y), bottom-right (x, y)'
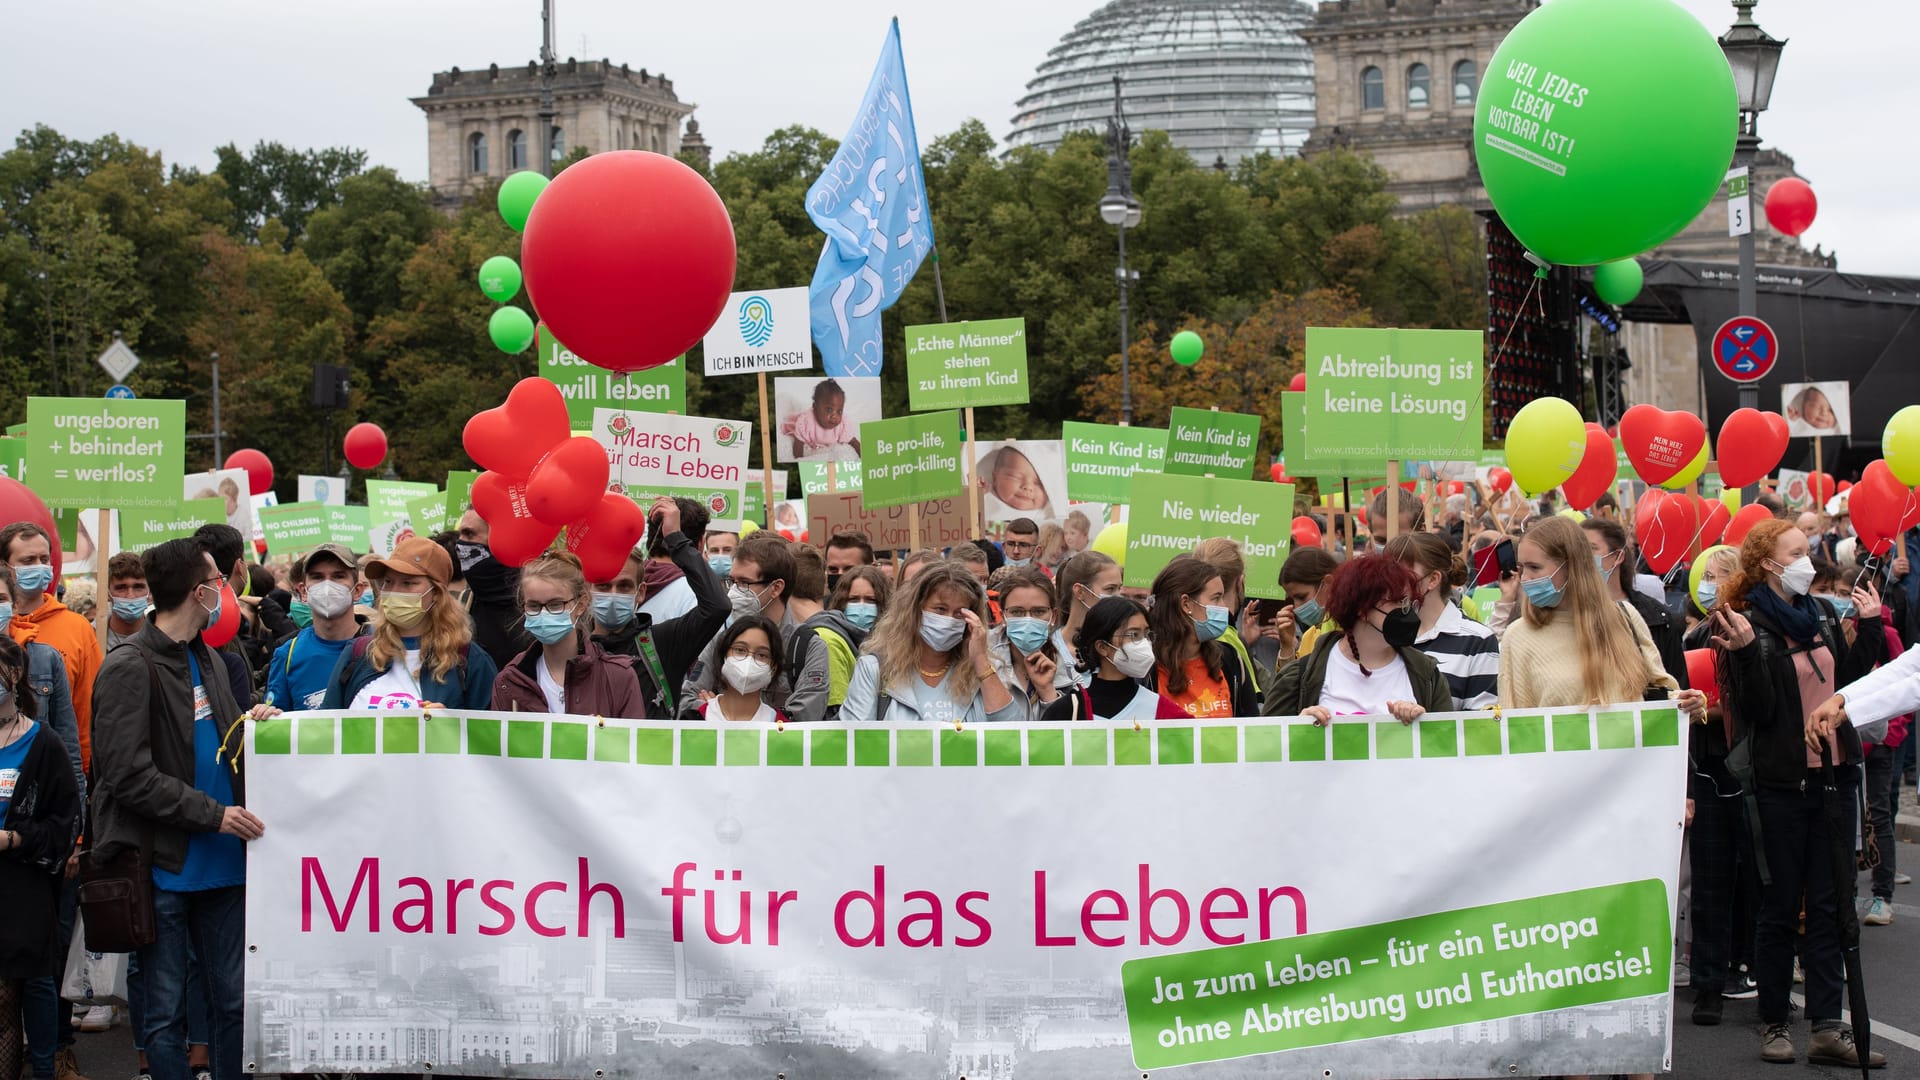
top-left (1170, 330), bottom-right (1204, 367)
top-left (497, 171), bottom-right (549, 232)
top-left (489, 306), bottom-right (536, 354)
top-left (1474, 0), bottom-right (1735, 266)
top-left (1592, 258), bottom-right (1643, 306)
top-left (477, 255), bottom-right (523, 303)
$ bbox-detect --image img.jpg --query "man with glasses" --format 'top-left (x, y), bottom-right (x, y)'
top-left (92, 538), bottom-right (264, 1080)
top-left (678, 533), bottom-right (834, 723)
top-left (999, 518), bottom-right (1042, 572)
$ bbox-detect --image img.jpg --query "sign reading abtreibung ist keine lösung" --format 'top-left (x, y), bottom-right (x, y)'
top-left (1305, 327), bottom-right (1484, 460)
top-left (702, 288), bottom-right (813, 376)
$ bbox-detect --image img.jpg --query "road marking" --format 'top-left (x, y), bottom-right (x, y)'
top-left (1792, 993), bottom-right (1920, 1054)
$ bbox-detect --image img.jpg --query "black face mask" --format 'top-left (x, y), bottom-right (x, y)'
top-left (826, 572), bottom-right (842, 596)
top-left (1379, 607), bottom-right (1421, 649)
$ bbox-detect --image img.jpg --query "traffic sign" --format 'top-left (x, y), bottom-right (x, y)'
top-left (96, 336), bottom-right (141, 382)
top-left (1710, 315), bottom-right (1777, 383)
top-left (1725, 167), bottom-right (1751, 238)
top-left (105, 384), bottom-right (135, 400)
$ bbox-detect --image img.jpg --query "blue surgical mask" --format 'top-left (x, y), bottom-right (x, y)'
top-left (1826, 595), bottom-right (1857, 619)
top-left (200, 585), bottom-right (223, 626)
top-left (1294, 598), bottom-right (1324, 627)
top-left (1522, 572), bottom-right (1563, 609)
top-left (1192, 603), bottom-right (1230, 643)
top-left (708, 554), bottom-right (733, 577)
top-left (1005, 557), bottom-right (1032, 569)
top-left (592, 591), bottom-right (636, 629)
top-left (525, 612), bottom-right (576, 645)
top-left (1005, 617), bottom-right (1050, 654)
top-left (13, 564), bottom-right (53, 594)
top-left (845, 602), bottom-right (878, 631)
top-left (1696, 581), bottom-right (1719, 611)
top-left (286, 599), bottom-right (312, 627)
top-left (111, 597), bottom-right (152, 623)
top-left (919, 610), bottom-right (967, 652)
top-left (1595, 553), bottom-right (1617, 580)
top-left (0, 602), bottom-right (12, 633)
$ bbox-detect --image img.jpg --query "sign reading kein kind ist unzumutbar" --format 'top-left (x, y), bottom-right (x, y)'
top-left (1164, 407), bottom-right (1261, 479)
top-left (25, 397), bottom-right (185, 509)
top-left (592, 409), bottom-right (752, 531)
top-left (1127, 473), bottom-right (1292, 598)
top-left (904, 318), bottom-right (1029, 410)
top-left (1062, 421), bottom-right (1168, 504)
top-left (858, 411), bottom-right (964, 509)
top-left (1305, 327), bottom-right (1485, 460)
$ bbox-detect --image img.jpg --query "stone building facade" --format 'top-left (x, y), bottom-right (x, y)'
top-left (412, 59), bottom-right (696, 205)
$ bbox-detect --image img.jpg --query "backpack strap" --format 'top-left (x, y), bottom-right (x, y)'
top-left (629, 625), bottom-right (674, 717)
top-left (871, 687), bottom-right (892, 724)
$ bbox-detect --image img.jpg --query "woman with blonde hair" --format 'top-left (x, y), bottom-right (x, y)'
top-left (1034, 521), bottom-right (1067, 570)
top-left (842, 560), bottom-right (1023, 724)
top-left (492, 551), bottom-right (644, 716)
top-left (322, 537), bottom-right (499, 710)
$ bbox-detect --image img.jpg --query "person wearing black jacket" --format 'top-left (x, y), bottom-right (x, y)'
top-left (1711, 520), bottom-right (1885, 1068)
top-left (455, 509), bottom-right (533, 669)
top-left (589, 499), bottom-right (727, 717)
top-left (1584, 519), bottom-right (1687, 689)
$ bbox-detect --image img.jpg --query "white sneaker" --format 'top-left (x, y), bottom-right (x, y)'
top-left (1896, 871), bottom-right (1912, 886)
top-left (75, 1005), bottom-right (117, 1033)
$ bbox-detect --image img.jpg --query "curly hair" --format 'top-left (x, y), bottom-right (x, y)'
top-left (1322, 555), bottom-right (1420, 632)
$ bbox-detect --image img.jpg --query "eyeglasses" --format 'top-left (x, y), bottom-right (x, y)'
top-left (726, 645), bottom-right (773, 664)
top-left (1111, 629), bottom-right (1153, 645)
top-left (1001, 540), bottom-right (1035, 554)
top-left (522, 599), bottom-right (576, 616)
top-left (1002, 607), bottom-right (1050, 621)
top-left (727, 577), bottom-right (767, 590)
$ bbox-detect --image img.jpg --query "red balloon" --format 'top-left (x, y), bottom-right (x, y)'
top-left (201, 583), bottom-right (241, 648)
top-left (1560, 424), bottom-right (1619, 511)
top-left (1715, 408), bottom-right (1789, 489)
top-left (1269, 462), bottom-right (1290, 483)
top-left (1445, 480), bottom-right (1465, 496)
top-left (521, 151), bottom-right (736, 373)
top-left (223, 449), bottom-right (274, 496)
top-left (470, 471), bottom-right (562, 567)
top-left (1697, 498), bottom-right (1731, 548)
top-left (526, 436), bottom-right (610, 526)
top-left (1722, 503), bottom-right (1773, 548)
top-left (1618, 404), bottom-right (1707, 487)
top-left (1837, 480), bottom-right (1852, 494)
top-left (0, 478), bottom-right (62, 579)
top-left (1849, 461), bottom-right (1920, 546)
top-left (1290, 515), bottom-right (1322, 548)
top-left (463, 377), bottom-right (573, 480)
top-left (343, 423), bottom-right (388, 470)
top-left (1806, 473), bottom-right (1837, 506)
top-left (1685, 649), bottom-right (1720, 704)
top-left (1641, 493), bottom-right (1699, 576)
top-left (565, 492), bottom-right (649, 582)
top-left (1288, 373), bottom-right (1307, 393)
top-left (1488, 466), bottom-right (1513, 494)
top-left (1764, 177), bottom-right (1817, 238)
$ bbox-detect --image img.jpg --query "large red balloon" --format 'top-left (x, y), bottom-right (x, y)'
top-left (521, 151), bottom-right (736, 373)
top-left (223, 449), bottom-right (273, 497)
top-left (0, 478), bottom-right (62, 579)
top-left (1764, 177), bottom-right (1817, 238)
top-left (565, 492), bottom-right (649, 582)
top-left (1290, 516), bottom-right (1322, 548)
top-left (1715, 409), bottom-right (1789, 489)
top-left (526, 436), bottom-right (610, 526)
top-left (201, 583), bottom-right (241, 648)
top-left (470, 471), bottom-right (562, 567)
top-left (1618, 404), bottom-right (1707, 487)
top-left (1288, 373), bottom-right (1307, 393)
top-left (1722, 503), bottom-right (1773, 548)
top-left (463, 377), bottom-right (573, 481)
top-left (1560, 424), bottom-right (1619, 511)
top-left (343, 423), bottom-right (388, 470)
top-left (1641, 493), bottom-right (1699, 576)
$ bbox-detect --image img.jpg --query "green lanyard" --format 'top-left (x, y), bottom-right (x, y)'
top-left (631, 626), bottom-right (674, 716)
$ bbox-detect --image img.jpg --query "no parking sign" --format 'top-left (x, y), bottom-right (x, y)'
top-left (1711, 316), bottom-right (1778, 383)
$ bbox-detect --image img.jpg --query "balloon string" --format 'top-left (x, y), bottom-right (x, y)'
top-left (1477, 274), bottom-right (1544, 524)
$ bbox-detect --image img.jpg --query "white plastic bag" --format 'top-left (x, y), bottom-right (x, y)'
top-left (60, 915), bottom-right (129, 1006)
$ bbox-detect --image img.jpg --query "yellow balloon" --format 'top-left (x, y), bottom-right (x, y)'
top-left (739, 519), bottom-right (760, 537)
top-left (1659, 444), bottom-right (1710, 490)
top-left (1885, 405), bottom-right (1920, 486)
top-left (1689, 545), bottom-right (1735, 609)
top-left (1556, 507), bottom-right (1584, 520)
top-left (1091, 521), bottom-right (1128, 566)
top-left (1505, 397), bottom-right (1586, 495)
top-left (1720, 488), bottom-right (1741, 513)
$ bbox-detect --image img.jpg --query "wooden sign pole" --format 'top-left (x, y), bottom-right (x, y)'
top-left (1385, 460), bottom-right (1401, 544)
top-left (756, 372), bottom-right (775, 530)
top-left (964, 407), bottom-right (981, 538)
top-left (908, 502), bottom-right (922, 552)
top-left (93, 507), bottom-right (110, 652)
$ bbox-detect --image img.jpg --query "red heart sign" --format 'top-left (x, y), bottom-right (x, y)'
top-left (1722, 503), bottom-right (1773, 548)
top-left (566, 491), bottom-right (648, 582)
top-left (463, 377), bottom-right (573, 480)
top-left (471, 470), bottom-right (562, 567)
top-left (1618, 404), bottom-right (1707, 487)
top-left (526, 436), bottom-right (611, 526)
top-left (1715, 408), bottom-right (1789, 489)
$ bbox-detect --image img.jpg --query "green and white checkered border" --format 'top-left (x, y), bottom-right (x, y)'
top-left (250, 705), bottom-right (1681, 767)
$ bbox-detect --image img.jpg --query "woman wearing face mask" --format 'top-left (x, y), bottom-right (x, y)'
top-left (1050, 552), bottom-right (1123, 690)
top-left (987, 568), bottom-right (1062, 721)
top-left (1040, 596), bottom-right (1191, 723)
top-left (1711, 520), bottom-right (1885, 1067)
top-left (0, 568), bottom-right (83, 824)
top-left (699, 616), bottom-right (786, 722)
top-left (1265, 555), bottom-right (1451, 723)
top-left (493, 552), bottom-right (644, 717)
top-left (1384, 533), bottom-right (1499, 710)
top-left (842, 561), bottom-right (1023, 724)
top-left (1146, 556), bottom-right (1258, 719)
top-left (827, 566), bottom-right (890, 633)
top-left (322, 538), bottom-right (499, 711)
top-left (1271, 547), bottom-right (1339, 661)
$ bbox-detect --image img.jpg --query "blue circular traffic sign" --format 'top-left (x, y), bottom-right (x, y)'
top-left (1710, 316), bottom-right (1777, 383)
top-left (105, 384), bottom-right (136, 399)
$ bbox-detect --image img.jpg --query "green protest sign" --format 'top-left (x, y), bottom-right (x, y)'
top-left (24, 397), bottom-right (185, 509)
top-left (0, 436), bottom-right (23, 482)
top-left (1304, 327), bottom-right (1485, 460)
top-left (258, 501), bottom-right (330, 558)
top-left (406, 491), bottom-right (447, 535)
top-left (326, 506), bottom-right (370, 552)
top-left (742, 470), bottom-right (788, 523)
top-left (120, 499), bottom-right (227, 553)
top-left (1062, 422), bottom-right (1168, 503)
top-left (1282, 391), bottom-right (1385, 482)
top-left (798, 460), bottom-right (863, 497)
top-left (445, 470), bottom-right (481, 520)
top-left (366, 480), bottom-right (437, 528)
top-left (904, 318), bottom-right (1029, 410)
top-left (540, 329), bottom-right (685, 425)
top-left (1164, 407), bottom-right (1261, 478)
top-left (859, 411), bottom-right (964, 509)
top-left (1126, 473), bottom-right (1293, 598)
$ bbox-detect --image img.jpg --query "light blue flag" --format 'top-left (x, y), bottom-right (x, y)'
top-left (806, 19), bottom-right (934, 377)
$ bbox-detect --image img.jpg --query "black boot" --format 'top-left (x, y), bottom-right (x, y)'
top-left (1692, 989), bottom-right (1725, 1026)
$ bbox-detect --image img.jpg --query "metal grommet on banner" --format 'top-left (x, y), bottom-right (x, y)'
top-left (245, 1063), bottom-right (256, 1074)
top-left (246, 943), bottom-right (257, 953)
top-left (1133, 716), bottom-right (1142, 732)
top-left (775, 716), bottom-right (786, 733)
top-left (422, 1063), bottom-right (433, 1072)
top-left (422, 708), bottom-right (434, 722)
top-left (954, 718), bottom-right (964, 732)
top-left (593, 1070), bottom-right (605, 1078)
top-left (594, 714), bottom-right (606, 728)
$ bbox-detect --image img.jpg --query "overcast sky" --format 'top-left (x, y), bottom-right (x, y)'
top-left (5, 1), bottom-right (1910, 276)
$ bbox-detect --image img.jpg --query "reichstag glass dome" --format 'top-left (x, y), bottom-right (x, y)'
top-left (1006, 0), bottom-right (1317, 167)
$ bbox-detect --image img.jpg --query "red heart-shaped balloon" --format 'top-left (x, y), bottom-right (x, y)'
top-left (1618, 404), bottom-right (1708, 487)
top-left (566, 492), bottom-right (648, 582)
top-left (1641, 492), bottom-right (1700, 575)
top-left (1290, 515), bottom-right (1322, 548)
top-left (1851, 461), bottom-right (1920, 541)
top-left (1715, 409), bottom-right (1789, 489)
top-left (1560, 424), bottom-right (1619, 511)
top-left (1722, 502), bottom-right (1774, 548)
top-left (526, 436), bottom-right (611, 526)
top-left (471, 470), bottom-right (562, 566)
top-left (463, 377), bottom-right (573, 480)
top-left (1633, 487), bottom-right (1666, 550)
top-left (1805, 473), bottom-right (1837, 507)
top-left (1697, 498), bottom-right (1731, 548)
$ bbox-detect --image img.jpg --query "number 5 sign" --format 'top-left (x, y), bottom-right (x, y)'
top-left (1726, 167), bottom-right (1751, 238)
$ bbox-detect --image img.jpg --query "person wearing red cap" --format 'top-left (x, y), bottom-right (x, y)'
top-left (319, 538), bottom-right (498, 711)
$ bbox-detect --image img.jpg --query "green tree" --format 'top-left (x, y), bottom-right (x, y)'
top-left (302, 167), bottom-right (439, 339)
top-left (213, 140), bottom-right (366, 247)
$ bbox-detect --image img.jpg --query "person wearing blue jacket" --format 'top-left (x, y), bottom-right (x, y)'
top-left (320, 539), bottom-right (497, 711)
top-left (255, 544), bottom-right (368, 714)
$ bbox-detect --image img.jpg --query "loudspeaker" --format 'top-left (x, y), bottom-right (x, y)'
top-left (312, 364), bottom-right (350, 410)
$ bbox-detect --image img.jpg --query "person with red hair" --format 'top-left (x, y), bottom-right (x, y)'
top-left (1264, 554), bottom-right (1451, 723)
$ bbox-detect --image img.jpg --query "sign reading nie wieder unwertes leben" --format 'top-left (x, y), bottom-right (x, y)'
top-left (702, 288), bottom-right (813, 376)
top-left (592, 408), bottom-right (752, 532)
top-left (25, 397), bottom-right (185, 509)
top-left (904, 318), bottom-right (1029, 410)
top-left (244, 702), bottom-right (1683, 1079)
top-left (1127, 473), bottom-right (1292, 598)
top-left (1304, 327), bottom-right (1485, 461)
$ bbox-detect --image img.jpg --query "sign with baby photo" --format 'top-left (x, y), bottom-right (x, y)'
top-left (1781, 380), bottom-right (1850, 438)
top-left (859, 411), bottom-right (965, 509)
top-left (1126, 473), bottom-right (1294, 599)
top-left (1165, 407), bottom-right (1261, 479)
top-left (773, 376), bottom-right (883, 464)
top-left (975, 439), bottom-right (1068, 523)
top-left (904, 318), bottom-right (1030, 410)
top-left (593, 409), bottom-right (753, 532)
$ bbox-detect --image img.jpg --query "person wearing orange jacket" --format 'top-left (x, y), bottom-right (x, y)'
top-left (2, 523), bottom-right (100, 774)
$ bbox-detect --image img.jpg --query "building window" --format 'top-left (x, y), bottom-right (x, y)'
top-left (468, 132), bottom-right (488, 173)
top-left (1408, 64), bottom-right (1431, 109)
top-left (1361, 66), bottom-right (1384, 110)
top-left (508, 129), bottom-right (527, 170)
top-left (1454, 60), bottom-right (1478, 105)
top-left (549, 126), bottom-right (564, 162)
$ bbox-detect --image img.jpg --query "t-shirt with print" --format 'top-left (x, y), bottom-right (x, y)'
top-left (354, 639), bottom-right (426, 711)
top-left (153, 653), bottom-right (245, 892)
top-left (1319, 642), bottom-right (1416, 716)
top-left (1160, 656), bottom-right (1233, 719)
top-left (910, 669), bottom-right (971, 726)
top-left (0, 719), bottom-right (40, 818)
top-left (536, 657), bottom-right (567, 714)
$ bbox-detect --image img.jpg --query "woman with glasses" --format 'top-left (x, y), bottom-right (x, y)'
top-left (492, 551), bottom-right (645, 717)
top-left (1040, 596), bottom-right (1190, 723)
top-left (699, 616), bottom-right (786, 723)
top-left (987, 568), bottom-right (1062, 721)
top-left (842, 561), bottom-right (1024, 724)
top-left (1265, 554), bottom-right (1452, 723)
top-left (1147, 556), bottom-right (1258, 719)
top-left (322, 537), bottom-right (499, 711)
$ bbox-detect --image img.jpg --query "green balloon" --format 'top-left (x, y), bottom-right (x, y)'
top-left (1473, 0), bottom-right (1735, 266)
top-left (477, 255), bottom-right (523, 303)
top-left (497, 171), bottom-right (549, 232)
top-left (1592, 258), bottom-right (1644, 306)
top-left (1170, 330), bottom-right (1204, 366)
top-left (489, 306), bottom-right (536, 354)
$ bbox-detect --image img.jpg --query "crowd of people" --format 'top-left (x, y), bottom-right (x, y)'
top-left (0, 482), bottom-right (1912, 1076)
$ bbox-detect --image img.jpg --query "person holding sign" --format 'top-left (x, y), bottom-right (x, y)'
top-left (1145, 557), bottom-right (1257, 720)
top-left (841, 561), bottom-right (1022, 725)
top-left (985, 568), bottom-right (1062, 722)
top-left (1264, 556), bottom-right (1451, 723)
top-left (321, 538), bottom-right (498, 712)
top-left (493, 552), bottom-right (644, 717)
top-left (1039, 596), bottom-right (1190, 725)
top-left (589, 498), bottom-right (729, 716)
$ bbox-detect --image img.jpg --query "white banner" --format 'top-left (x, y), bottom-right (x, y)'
top-left (298, 474), bottom-right (349, 506)
top-left (244, 705), bottom-right (1684, 1078)
top-left (701, 288), bottom-right (812, 376)
top-left (592, 409), bottom-right (751, 532)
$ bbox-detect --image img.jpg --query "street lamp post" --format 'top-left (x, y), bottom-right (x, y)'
top-left (1098, 75), bottom-right (1142, 426)
top-left (1718, 0), bottom-right (1785, 414)
top-left (538, 0), bottom-right (558, 178)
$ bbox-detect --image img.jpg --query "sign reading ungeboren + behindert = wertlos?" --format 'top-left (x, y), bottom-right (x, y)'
top-left (25, 397), bottom-right (185, 510)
